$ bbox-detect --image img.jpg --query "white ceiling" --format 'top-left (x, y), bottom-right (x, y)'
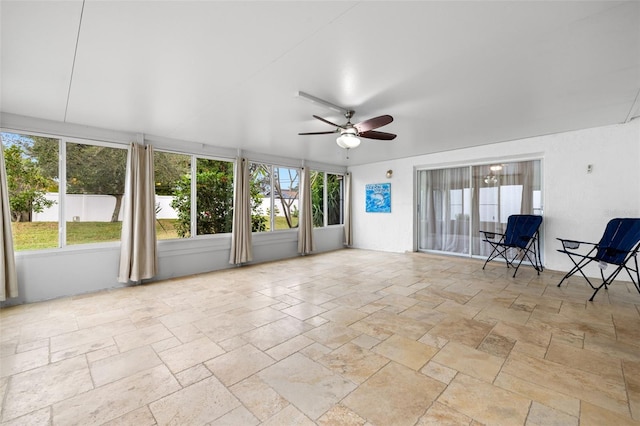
top-left (2, 1), bottom-right (639, 166)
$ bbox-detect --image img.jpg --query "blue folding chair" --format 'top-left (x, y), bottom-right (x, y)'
top-left (557, 218), bottom-right (640, 301)
top-left (480, 214), bottom-right (543, 277)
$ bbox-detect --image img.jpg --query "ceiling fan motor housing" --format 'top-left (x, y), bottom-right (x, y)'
top-left (341, 127), bottom-right (358, 136)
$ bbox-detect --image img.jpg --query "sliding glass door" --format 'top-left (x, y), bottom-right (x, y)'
top-left (417, 166), bottom-right (471, 254)
top-left (417, 160), bottom-right (542, 257)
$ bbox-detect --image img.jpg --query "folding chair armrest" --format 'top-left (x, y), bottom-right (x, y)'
top-left (556, 238), bottom-right (596, 250)
top-left (480, 230), bottom-right (504, 240)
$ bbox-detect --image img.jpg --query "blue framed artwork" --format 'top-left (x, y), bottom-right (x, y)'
top-left (365, 183), bottom-right (391, 213)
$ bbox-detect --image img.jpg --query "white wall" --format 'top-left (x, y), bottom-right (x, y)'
top-left (348, 121), bottom-right (640, 278)
top-left (7, 226), bottom-right (344, 305)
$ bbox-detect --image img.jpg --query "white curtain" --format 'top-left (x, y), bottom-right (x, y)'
top-left (472, 161), bottom-right (538, 255)
top-left (344, 172), bottom-right (352, 246)
top-left (230, 157), bottom-right (253, 264)
top-left (0, 145), bottom-right (18, 301)
top-left (118, 143), bottom-right (157, 283)
top-left (418, 167), bottom-right (470, 254)
top-left (298, 166), bottom-right (314, 254)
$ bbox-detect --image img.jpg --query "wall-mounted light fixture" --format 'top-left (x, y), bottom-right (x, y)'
top-left (386, 169), bottom-right (393, 178)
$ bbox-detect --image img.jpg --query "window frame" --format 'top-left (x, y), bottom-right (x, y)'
top-left (193, 155), bottom-right (235, 238)
top-left (61, 137), bottom-right (129, 248)
top-left (1, 128), bottom-right (239, 252)
top-left (153, 148), bottom-right (235, 241)
top-left (310, 169), bottom-right (345, 228)
top-left (416, 157), bottom-right (543, 258)
top-left (1, 128), bottom-right (131, 251)
top-left (249, 162), bottom-right (302, 233)
top-left (2, 125), bottom-right (345, 253)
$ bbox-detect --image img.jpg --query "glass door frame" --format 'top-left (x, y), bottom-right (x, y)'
top-left (414, 157), bottom-right (544, 262)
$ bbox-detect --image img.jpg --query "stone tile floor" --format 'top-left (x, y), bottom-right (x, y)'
top-left (1, 249), bottom-right (639, 425)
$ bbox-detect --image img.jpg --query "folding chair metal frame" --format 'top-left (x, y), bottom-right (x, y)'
top-left (480, 214), bottom-right (543, 278)
top-left (557, 218), bottom-right (640, 302)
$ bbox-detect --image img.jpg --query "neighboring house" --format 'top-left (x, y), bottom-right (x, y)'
top-left (258, 189), bottom-right (299, 217)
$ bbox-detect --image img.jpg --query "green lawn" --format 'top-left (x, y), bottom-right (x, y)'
top-left (272, 216), bottom-right (298, 230)
top-left (11, 222), bottom-right (59, 251)
top-left (11, 220), bottom-right (179, 251)
top-left (11, 217), bottom-right (297, 251)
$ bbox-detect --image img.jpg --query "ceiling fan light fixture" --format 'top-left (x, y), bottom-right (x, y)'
top-left (336, 133), bottom-right (361, 149)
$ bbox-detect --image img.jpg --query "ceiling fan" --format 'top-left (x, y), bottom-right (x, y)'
top-left (299, 110), bottom-right (397, 149)
top-left (296, 91), bottom-right (397, 150)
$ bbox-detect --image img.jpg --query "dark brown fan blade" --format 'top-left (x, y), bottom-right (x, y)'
top-left (298, 130), bottom-right (338, 135)
top-left (354, 115), bottom-right (393, 133)
top-left (359, 130), bottom-right (397, 140)
top-left (313, 115), bottom-right (345, 129)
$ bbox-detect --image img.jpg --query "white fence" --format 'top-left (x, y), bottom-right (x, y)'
top-left (155, 196), bottom-right (178, 219)
top-left (32, 194), bottom-right (179, 222)
top-left (32, 193), bottom-right (297, 222)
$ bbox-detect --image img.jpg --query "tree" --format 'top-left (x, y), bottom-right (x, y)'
top-left (325, 173), bottom-right (343, 225)
top-left (249, 164), bottom-right (267, 232)
top-left (171, 162), bottom-right (223, 237)
top-left (273, 167), bottom-right (299, 228)
top-left (197, 159), bottom-right (234, 235)
top-left (170, 160), bottom-right (268, 237)
top-left (251, 164), bottom-right (299, 229)
top-left (30, 139), bottom-right (193, 224)
top-left (171, 159), bottom-right (234, 237)
top-left (29, 138), bottom-right (128, 223)
top-left (310, 171), bottom-right (342, 227)
top-left (65, 143), bottom-right (127, 222)
top-left (3, 143), bottom-right (55, 222)
top-left (154, 151), bottom-right (190, 196)
top-left (24, 136), bottom-right (58, 184)
top-left (311, 171), bottom-right (324, 227)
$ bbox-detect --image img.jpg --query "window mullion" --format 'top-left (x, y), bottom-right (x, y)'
top-left (340, 176), bottom-right (344, 225)
top-left (270, 166), bottom-right (275, 232)
top-left (190, 155), bottom-right (197, 238)
top-left (323, 173), bottom-right (328, 227)
top-left (59, 140), bottom-right (67, 248)
top-left (468, 165), bottom-right (472, 257)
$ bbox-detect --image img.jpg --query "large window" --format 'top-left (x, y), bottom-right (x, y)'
top-left (250, 163), bottom-right (300, 231)
top-left (153, 151), bottom-right (234, 240)
top-left (154, 151), bottom-right (190, 240)
top-left (195, 158), bottom-right (234, 235)
top-left (2, 132), bottom-right (59, 251)
top-left (0, 132), bottom-right (240, 250)
top-left (65, 142), bottom-right (128, 245)
top-left (1, 132), bottom-right (128, 250)
top-left (2, 130), bottom-right (342, 250)
top-left (417, 160), bottom-right (542, 257)
top-left (310, 171), bottom-right (344, 227)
